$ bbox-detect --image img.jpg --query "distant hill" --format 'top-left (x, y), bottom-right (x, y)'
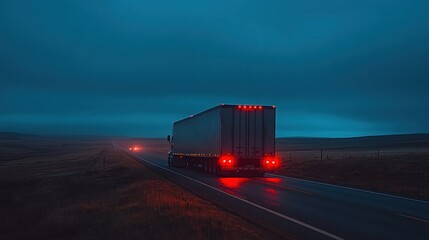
top-left (0, 132), bottom-right (41, 140)
top-left (277, 134), bottom-right (429, 151)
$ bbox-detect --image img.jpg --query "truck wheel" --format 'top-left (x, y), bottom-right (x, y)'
top-left (211, 160), bottom-right (219, 175)
top-left (213, 163), bottom-right (222, 176)
top-left (202, 161), bottom-right (208, 173)
top-left (208, 159), bottom-right (213, 174)
top-left (213, 165), bottom-right (218, 175)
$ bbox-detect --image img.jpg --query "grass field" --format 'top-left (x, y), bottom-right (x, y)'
top-left (0, 134), bottom-right (272, 240)
top-left (2, 133), bottom-right (428, 239)
top-left (276, 134), bottom-right (429, 200)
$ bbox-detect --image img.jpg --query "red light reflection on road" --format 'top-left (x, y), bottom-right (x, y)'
top-left (266, 188), bottom-right (277, 195)
top-left (263, 177), bottom-right (282, 184)
top-left (264, 188), bottom-right (280, 205)
top-left (218, 178), bottom-right (248, 188)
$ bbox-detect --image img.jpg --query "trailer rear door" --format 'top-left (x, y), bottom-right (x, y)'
top-left (221, 106), bottom-right (275, 159)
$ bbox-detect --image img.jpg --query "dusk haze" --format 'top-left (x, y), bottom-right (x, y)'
top-left (1, 0), bottom-right (429, 137)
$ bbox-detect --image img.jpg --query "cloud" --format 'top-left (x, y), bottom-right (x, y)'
top-left (1, 0), bottom-right (429, 136)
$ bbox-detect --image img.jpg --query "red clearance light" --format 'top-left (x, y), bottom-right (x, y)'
top-left (238, 105), bottom-right (265, 110)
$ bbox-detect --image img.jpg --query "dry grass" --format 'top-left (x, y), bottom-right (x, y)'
top-left (0, 136), bottom-right (270, 240)
top-left (278, 148), bottom-right (429, 201)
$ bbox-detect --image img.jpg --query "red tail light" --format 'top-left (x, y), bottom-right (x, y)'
top-left (219, 155), bottom-right (235, 168)
top-left (263, 156), bottom-right (279, 169)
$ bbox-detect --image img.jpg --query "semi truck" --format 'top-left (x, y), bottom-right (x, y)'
top-left (167, 104), bottom-right (278, 176)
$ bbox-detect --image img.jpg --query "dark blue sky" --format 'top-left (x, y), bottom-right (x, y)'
top-left (1, 0), bottom-right (429, 137)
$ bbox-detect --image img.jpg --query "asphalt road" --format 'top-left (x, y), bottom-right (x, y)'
top-left (116, 143), bottom-right (429, 240)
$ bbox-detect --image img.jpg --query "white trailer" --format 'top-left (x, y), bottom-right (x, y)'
top-left (167, 104), bottom-right (278, 176)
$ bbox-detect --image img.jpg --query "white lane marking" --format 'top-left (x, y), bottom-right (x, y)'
top-left (397, 213), bottom-right (429, 224)
top-left (126, 150), bottom-right (344, 240)
top-left (267, 173), bottom-right (429, 205)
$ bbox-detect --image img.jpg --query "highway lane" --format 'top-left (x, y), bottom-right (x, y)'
top-left (117, 144), bottom-right (429, 240)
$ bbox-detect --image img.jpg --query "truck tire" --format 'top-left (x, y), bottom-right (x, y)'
top-left (211, 159), bottom-right (221, 175)
top-left (208, 159), bottom-right (213, 174)
top-left (202, 161), bottom-right (208, 173)
top-left (213, 163), bottom-right (222, 176)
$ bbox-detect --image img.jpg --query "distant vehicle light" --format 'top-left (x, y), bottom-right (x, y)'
top-left (130, 146), bottom-right (142, 152)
